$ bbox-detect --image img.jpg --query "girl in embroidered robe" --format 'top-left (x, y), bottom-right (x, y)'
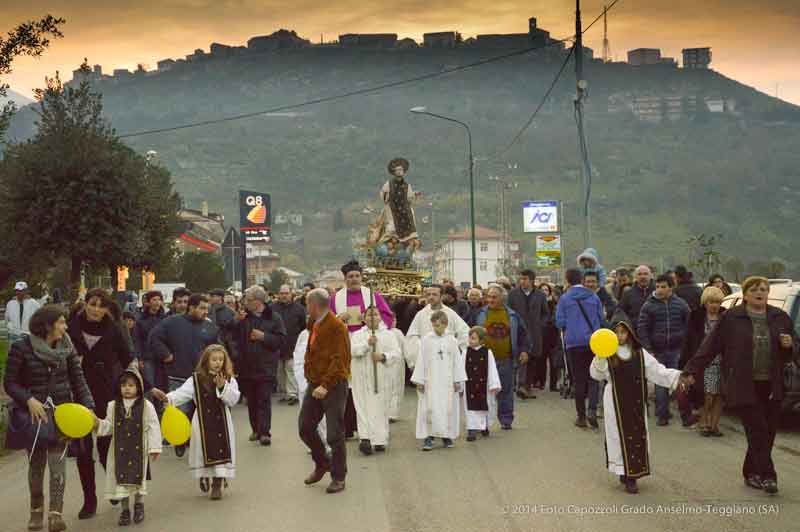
top-left (411, 310), bottom-right (467, 451)
top-left (95, 366), bottom-right (162, 526)
top-left (589, 317), bottom-right (687, 494)
top-left (167, 344), bottom-right (240, 500)
top-left (462, 327), bottom-right (501, 441)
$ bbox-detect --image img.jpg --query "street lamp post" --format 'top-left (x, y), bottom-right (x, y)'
top-left (410, 106), bottom-right (477, 286)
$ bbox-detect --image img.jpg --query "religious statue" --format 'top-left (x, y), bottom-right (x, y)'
top-left (367, 157), bottom-right (422, 267)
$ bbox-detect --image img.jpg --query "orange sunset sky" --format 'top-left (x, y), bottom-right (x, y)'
top-left (4, 0), bottom-right (800, 105)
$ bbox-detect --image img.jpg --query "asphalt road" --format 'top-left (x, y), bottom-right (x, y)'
top-left (1, 389), bottom-right (798, 532)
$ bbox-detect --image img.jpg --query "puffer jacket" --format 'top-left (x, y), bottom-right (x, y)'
top-left (3, 336), bottom-right (95, 410)
top-left (226, 306), bottom-right (286, 380)
top-left (637, 294), bottom-right (690, 353)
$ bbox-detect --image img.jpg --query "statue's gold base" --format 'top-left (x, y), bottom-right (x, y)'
top-left (363, 268), bottom-right (425, 298)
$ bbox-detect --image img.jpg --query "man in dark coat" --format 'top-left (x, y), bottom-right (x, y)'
top-left (619, 265), bottom-right (655, 323)
top-left (227, 285), bottom-right (286, 446)
top-left (674, 265), bottom-right (703, 312)
top-left (135, 290), bottom-right (167, 390)
top-left (443, 285), bottom-right (470, 322)
top-left (507, 269), bottom-right (548, 397)
top-left (271, 284), bottom-right (307, 405)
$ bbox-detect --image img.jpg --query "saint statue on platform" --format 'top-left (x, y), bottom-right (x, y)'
top-left (367, 158), bottom-right (421, 265)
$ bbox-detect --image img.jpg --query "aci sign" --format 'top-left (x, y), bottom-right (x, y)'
top-left (522, 201), bottom-right (558, 233)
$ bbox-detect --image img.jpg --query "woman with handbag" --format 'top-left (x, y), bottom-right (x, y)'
top-left (3, 305), bottom-right (95, 532)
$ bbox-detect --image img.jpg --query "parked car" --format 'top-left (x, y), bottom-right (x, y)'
top-left (722, 281), bottom-right (800, 413)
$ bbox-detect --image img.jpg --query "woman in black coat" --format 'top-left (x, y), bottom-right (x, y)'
top-left (4, 305), bottom-right (95, 532)
top-left (684, 277), bottom-right (798, 495)
top-left (68, 288), bottom-right (134, 519)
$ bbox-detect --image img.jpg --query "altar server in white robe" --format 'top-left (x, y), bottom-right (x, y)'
top-left (405, 285), bottom-right (470, 368)
top-left (388, 317), bottom-right (408, 421)
top-left (462, 327), bottom-right (501, 441)
top-left (590, 315), bottom-right (689, 494)
top-left (293, 328), bottom-right (329, 451)
top-left (411, 310), bottom-right (468, 451)
top-left (350, 307), bottom-right (401, 455)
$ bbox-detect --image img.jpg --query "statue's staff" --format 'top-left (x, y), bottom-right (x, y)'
top-left (364, 267), bottom-right (379, 394)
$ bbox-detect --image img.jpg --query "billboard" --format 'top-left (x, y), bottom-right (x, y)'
top-left (535, 235), bottom-right (562, 268)
top-left (522, 201), bottom-right (558, 233)
top-left (239, 190), bottom-right (272, 244)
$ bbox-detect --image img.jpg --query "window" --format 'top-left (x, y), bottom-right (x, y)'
top-left (480, 260), bottom-right (488, 271)
top-left (480, 242), bottom-right (489, 252)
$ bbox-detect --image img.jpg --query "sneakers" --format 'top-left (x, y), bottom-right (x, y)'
top-left (133, 502), bottom-right (145, 524)
top-left (442, 438), bottom-right (454, 448)
top-left (118, 509), bottom-right (131, 526)
top-left (744, 475), bottom-right (763, 490)
top-left (762, 479), bottom-right (779, 495)
top-left (259, 434), bottom-right (272, 446)
top-left (359, 439), bottom-right (373, 455)
top-left (48, 512), bottom-right (66, 532)
top-left (422, 437), bottom-right (434, 451)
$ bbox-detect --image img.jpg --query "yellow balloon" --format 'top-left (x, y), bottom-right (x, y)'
top-left (54, 403), bottom-right (95, 439)
top-left (161, 405), bottom-right (192, 446)
top-left (590, 328), bottom-right (619, 358)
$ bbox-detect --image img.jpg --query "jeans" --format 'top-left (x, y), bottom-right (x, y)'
top-left (739, 381), bottom-right (781, 482)
top-left (240, 378), bottom-right (273, 437)
top-left (29, 446), bottom-right (66, 512)
top-left (568, 346), bottom-right (597, 419)
top-left (654, 350), bottom-right (681, 420)
top-left (495, 358), bottom-right (516, 426)
top-left (299, 380), bottom-right (348, 481)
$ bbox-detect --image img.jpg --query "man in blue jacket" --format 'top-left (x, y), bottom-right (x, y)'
top-left (556, 268), bottom-right (606, 428)
top-left (476, 284), bottom-right (531, 430)
top-left (637, 274), bottom-right (690, 426)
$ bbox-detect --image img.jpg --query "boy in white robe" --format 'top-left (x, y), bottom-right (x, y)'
top-left (411, 310), bottom-right (468, 451)
top-left (95, 366), bottom-right (162, 526)
top-left (462, 327), bottom-right (501, 441)
top-left (350, 307), bottom-right (401, 454)
top-left (590, 316), bottom-right (690, 494)
top-left (388, 317), bottom-right (408, 422)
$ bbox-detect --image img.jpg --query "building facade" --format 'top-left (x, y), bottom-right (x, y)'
top-left (435, 226), bottom-right (520, 287)
top-left (628, 48), bottom-right (661, 66)
top-left (682, 47), bottom-right (712, 69)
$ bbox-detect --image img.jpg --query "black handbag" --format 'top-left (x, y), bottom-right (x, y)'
top-left (4, 361), bottom-right (63, 451)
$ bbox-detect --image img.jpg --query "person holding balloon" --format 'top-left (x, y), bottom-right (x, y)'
top-left (92, 365), bottom-right (162, 526)
top-left (589, 312), bottom-right (692, 494)
top-left (3, 305), bottom-right (95, 532)
top-left (166, 344), bottom-right (241, 500)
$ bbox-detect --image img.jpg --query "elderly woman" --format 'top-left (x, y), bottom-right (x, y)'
top-left (4, 305), bottom-right (95, 532)
top-left (683, 286), bottom-right (726, 436)
top-left (684, 276), bottom-right (798, 495)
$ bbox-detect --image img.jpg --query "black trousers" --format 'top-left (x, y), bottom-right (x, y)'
top-left (344, 388), bottom-right (358, 438)
top-left (568, 346), bottom-right (594, 418)
top-left (76, 433), bottom-right (111, 503)
top-left (299, 380), bottom-right (348, 481)
top-left (241, 377), bottom-right (273, 437)
top-left (738, 381), bottom-right (781, 482)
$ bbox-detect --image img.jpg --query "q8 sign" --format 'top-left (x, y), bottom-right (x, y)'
top-left (522, 201), bottom-right (559, 233)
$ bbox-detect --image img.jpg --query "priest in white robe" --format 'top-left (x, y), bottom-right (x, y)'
top-left (411, 311), bottom-right (468, 450)
top-left (350, 308), bottom-right (401, 454)
top-left (590, 316), bottom-right (687, 494)
top-left (406, 285), bottom-right (470, 368)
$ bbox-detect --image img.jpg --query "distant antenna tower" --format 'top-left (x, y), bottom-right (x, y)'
top-left (602, 5), bottom-right (612, 63)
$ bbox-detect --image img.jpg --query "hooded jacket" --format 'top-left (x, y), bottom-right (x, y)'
top-left (637, 293), bottom-right (690, 353)
top-left (577, 248), bottom-right (608, 287)
top-left (555, 286), bottom-right (606, 349)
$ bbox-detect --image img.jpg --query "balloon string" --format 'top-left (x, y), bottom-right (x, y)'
top-left (28, 397), bottom-right (56, 463)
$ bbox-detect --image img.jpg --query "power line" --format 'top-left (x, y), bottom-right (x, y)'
top-left (119, 38), bottom-right (570, 139)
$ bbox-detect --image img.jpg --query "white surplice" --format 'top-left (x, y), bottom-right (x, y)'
top-left (167, 376), bottom-right (241, 479)
top-left (388, 328), bottom-right (408, 420)
top-left (462, 348), bottom-right (502, 431)
top-left (96, 398), bottom-right (162, 500)
top-left (293, 330), bottom-right (328, 447)
top-left (405, 305), bottom-right (470, 369)
top-left (590, 346), bottom-right (682, 476)
top-left (410, 332), bottom-right (467, 439)
top-left (350, 324), bottom-right (401, 445)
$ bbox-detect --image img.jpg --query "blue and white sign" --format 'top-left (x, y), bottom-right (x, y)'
top-left (522, 201), bottom-right (559, 233)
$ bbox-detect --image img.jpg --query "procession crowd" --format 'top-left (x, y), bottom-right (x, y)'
top-left (3, 246), bottom-right (798, 532)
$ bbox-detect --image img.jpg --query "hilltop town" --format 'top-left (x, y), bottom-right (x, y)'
top-left (70, 16), bottom-right (711, 87)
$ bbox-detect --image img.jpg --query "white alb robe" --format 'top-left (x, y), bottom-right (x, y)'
top-left (410, 333), bottom-right (467, 439)
top-left (387, 328), bottom-right (408, 420)
top-left (293, 330), bottom-right (328, 448)
top-left (96, 398), bottom-right (162, 500)
top-left (462, 348), bottom-right (502, 431)
top-left (405, 305), bottom-right (470, 368)
top-left (350, 324), bottom-right (401, 445)
top-left (167, 376), bottom-right (241, 479)
top-left (590, 346), bottom-right (681, 476)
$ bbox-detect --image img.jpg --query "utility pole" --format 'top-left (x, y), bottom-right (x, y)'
top-left (575, 0), bottom-right (594, 249)
top-left (602, 5), bottom-right (611, 63)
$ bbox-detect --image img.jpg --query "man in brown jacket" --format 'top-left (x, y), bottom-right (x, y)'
top-left (299, 288), bottom-right (351, 494)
